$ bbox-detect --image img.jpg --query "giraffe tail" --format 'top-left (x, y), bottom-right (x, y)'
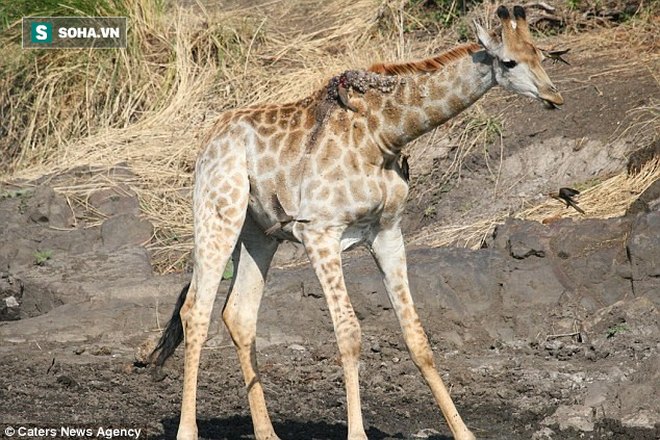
top-left (149, 282), bottom-right (189, 367)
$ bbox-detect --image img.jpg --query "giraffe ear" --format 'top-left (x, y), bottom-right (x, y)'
top-left (474, 21), bottom-right (497, 55)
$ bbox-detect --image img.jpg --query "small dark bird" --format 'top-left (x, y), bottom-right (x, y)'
top-left (400, 153), bottom-right (410, 182)
top-left (265, 194), bottom-right (309, 235)
top-left (337, 84), bottom-right (358, 112)
top-left (550, 187), bottom-right (585, 214)
top-left (543, 48), bottom-right (571, 66)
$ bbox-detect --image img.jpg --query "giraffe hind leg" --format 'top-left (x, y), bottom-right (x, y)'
top-left (222, 215), bottom-right (280, 440)
top-left (177, 148), bottom-right (250, 440)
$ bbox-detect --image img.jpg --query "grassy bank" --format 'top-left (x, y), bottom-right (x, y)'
top-left (0, 0), bottom-right (264, 173)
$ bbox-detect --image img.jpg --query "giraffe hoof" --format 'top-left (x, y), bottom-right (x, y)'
top-left (176, 427), bottom-right (198, 440)
top-left (459, 431), bottom-right (477, 440)
top-left (255, 434), bottom-right (281, 440)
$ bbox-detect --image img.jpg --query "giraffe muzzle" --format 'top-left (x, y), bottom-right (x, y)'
top-left (540, 86), bottom-right (563, 109)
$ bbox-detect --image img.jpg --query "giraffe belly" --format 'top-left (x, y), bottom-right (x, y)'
top-left (340, 222), bottom-right (376, 251)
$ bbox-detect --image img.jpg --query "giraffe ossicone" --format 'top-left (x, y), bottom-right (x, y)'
top-left (151, 5), bottom-right (563, 440)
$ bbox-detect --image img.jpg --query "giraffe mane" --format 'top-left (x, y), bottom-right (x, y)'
top-left (368, 42), bottom-right (482, 76)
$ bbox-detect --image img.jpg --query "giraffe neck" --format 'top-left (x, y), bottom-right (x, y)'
top-left (373, 49), bottom-right (495, 153)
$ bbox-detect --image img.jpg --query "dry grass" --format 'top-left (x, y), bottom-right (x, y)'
top-left (1, 0), bottom-right (659, 272)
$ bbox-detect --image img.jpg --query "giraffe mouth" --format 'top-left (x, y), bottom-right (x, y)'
top-left (540, 90), bottom-right (563, 110)
top-left (541, 98), bottom-right (562, 110)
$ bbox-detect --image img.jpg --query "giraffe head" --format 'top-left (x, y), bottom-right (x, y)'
top-left (474, 5), bottom-right (563, 109)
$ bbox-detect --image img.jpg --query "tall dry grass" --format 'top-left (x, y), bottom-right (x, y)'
top-left (0, 0), bottom-right (269, 173)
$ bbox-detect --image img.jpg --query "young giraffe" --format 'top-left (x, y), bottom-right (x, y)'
top-left (152, 5), bottom-right (563, 440)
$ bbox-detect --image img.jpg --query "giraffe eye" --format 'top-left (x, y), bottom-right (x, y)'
top-left (502, 59), bottom-right (517, 69)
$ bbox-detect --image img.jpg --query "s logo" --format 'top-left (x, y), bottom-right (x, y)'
top-left (31, 23), bottom-right (52, 43)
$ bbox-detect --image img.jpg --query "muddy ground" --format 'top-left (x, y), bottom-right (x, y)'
top-left (1, 203), bottom-right (659, 440)
top-left (1, 162), bottom-right (659, 439)
top-left (1, 4), bottom-right (660, 440)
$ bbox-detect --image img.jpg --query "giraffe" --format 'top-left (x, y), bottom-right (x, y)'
top-left (151, 5), bottom-right (563, 440)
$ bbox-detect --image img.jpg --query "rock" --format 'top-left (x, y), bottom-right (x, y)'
top-left (0, 275), bottom-right (187, 345)
top-left (101, 214), bottom-right (154, 251)
top-left (13, 246), bottom-right (153, 305)
top-left (627, 138), bottom-right (660, 175)
top-left (205, 331), bottom-right (230, 348)
top-left (406, 247), bottom-right (505, 317)
top-left (271, 241), bottom-right (307, 267)
top-left (627, 179), bottom-right (660, 215)
top-left (583, 381), bottom-right (611, 408)
top-left (531, 427), bottom-right (555, 439)
top-left (491, 218), bottom-right (549, 259)
top-left (40, 227), bottom-right (101, 256)
top-left (0, 273), bottom-right (24, 321)
top-left (621, 410), bottom-right (659, 430)
top-left (26, 186), bottom-right (74, 229)
top-left (509, 231), bottom-right (546, 259)
top-left (411, 428), bottom-right (441, 438)
top-left (582, 297), bottom-right (658, 338)
top-left (88, 184), bottom-right (140, 217)
top-left (492, 215), bottom-right (635, 313)
top-left (541, 405), bottom-right (595, 432)
top-left (627, 211), bottom-right (660, 301)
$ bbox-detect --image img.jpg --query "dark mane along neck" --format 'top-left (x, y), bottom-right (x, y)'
top-left (368, 42), bottom-right (482, 76)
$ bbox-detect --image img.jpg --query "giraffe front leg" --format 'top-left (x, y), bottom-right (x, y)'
top-left (222, 216), bottom-right (281, 440)
top-left (370, 227), bottom-right (476, 440)
top-left (303, 228), bottom-right (368, 440)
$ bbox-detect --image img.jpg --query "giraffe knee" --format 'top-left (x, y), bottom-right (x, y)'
top-left (408, 335), bottom-right (435, 370)
top-left (221, 307), bottom-right (239, 340)
top-left (222, 308), bottom-right (254, 349)
top-left (335, 314), bottom-right (362, 359)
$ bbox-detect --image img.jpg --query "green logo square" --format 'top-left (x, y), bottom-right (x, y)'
top-left (31, 23), bottom-right (52, 43)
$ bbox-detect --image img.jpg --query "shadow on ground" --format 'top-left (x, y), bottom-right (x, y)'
top-left (155, 416), bottom-right (440, 440)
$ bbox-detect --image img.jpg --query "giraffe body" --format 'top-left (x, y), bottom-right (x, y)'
top-left (152, 6), bottom-right (563, 440)
top-left (204, 56), bottom-right (493, 247)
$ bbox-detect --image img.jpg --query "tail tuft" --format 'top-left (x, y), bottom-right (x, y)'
top-left (149, 283), bottom-right (190, 367)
